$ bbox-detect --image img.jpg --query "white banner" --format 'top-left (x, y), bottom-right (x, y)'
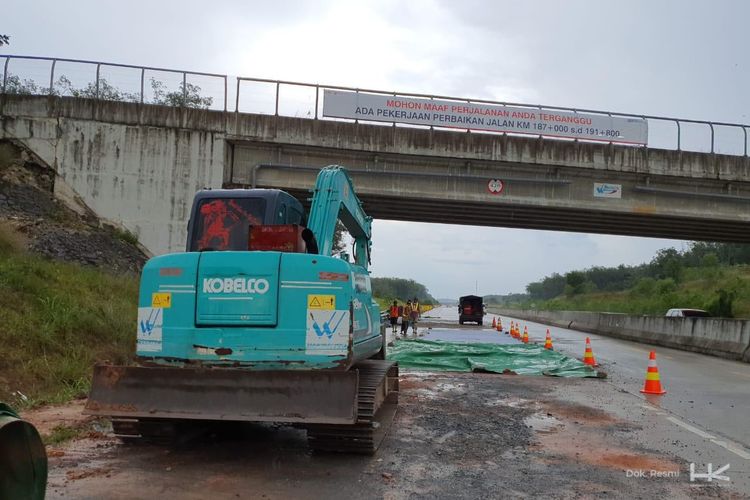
top-left (323, 90), bottom-right (648, 145)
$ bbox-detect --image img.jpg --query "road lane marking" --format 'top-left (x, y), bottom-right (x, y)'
top-left (710, 440), bottom-right (750, 460)
top-left (641, 404), bottom-right (666, 416)
top-left (730, 370), bottom-right (750, 379)
top-left (665, 416), bottom-right (750, 460)
top-left (666, 416), bottom-right (715, 439)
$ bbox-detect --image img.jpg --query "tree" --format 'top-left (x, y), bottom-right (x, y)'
top-left (150, 78), bottom-right (213, 109)
top-left (564, 271), bottom-right (587, 296)
top-left (332, 221), bottom-right (349, 254)
top-left (0, 35), bottom-right (9, 47)
top-left (650, 248), bottom-right (683, 282)
top-left (56, 75), bottom-right (139, 102)
top-left (3, 75), bottom-right (47, 95)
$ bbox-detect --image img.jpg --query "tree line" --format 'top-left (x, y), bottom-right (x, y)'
top-left (488, 242), bottom-right (750, 316)
top-left (371, 277), bottom-right (436, 305)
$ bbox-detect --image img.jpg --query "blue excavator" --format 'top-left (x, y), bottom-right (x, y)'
top-left (85, 166), bottom-right (398, 453)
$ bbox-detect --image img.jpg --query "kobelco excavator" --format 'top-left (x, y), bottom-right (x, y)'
top-left (85, 166), bottom-right (398, 453)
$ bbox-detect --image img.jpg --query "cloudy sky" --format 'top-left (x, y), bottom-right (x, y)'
top-left (3, 0), bottom-right (748, 298)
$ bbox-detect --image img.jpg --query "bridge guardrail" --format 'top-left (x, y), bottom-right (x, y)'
top-left (2, 54), bottom-right (748, 156)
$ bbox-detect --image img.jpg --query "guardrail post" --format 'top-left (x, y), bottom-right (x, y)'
top-left (140, 68), bottom-right (145, 104)
top-left (314, 84), bottom-right (319, 119)
top-left (235, 78), bottom-right (240, 113)
top-left (354, 89), bottom-right (359, 124)
top-left (275, 81), bottom-right (280, 116)
top-left (182, 72), bottom-right (187, 106)
top-left (49, 59), bottom-right (56, 95)
top-left (95, 63), bottom-right (101, 98)
top-left (2, 57), bottom-right (9, 94)
top-left (538, 106), bottom-right (543, 139)
top-left (709, 123), bottom-right (715, 153)
top-left (675, 120), bottom-right (681, 151)
top-left (744, 127), bottom-right (748, 157)
top-left (223, 76), bottom-right (227, 112)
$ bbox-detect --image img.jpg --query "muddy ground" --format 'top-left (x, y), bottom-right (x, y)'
top-left (31, 372), bottom-right (738, 500)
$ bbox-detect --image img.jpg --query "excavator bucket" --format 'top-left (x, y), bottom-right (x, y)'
top-left (84, 364), bottom-right (360, 424)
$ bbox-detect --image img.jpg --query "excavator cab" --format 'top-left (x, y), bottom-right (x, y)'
top-left (186, 189), bottom-right (315, 252)
top-left (85, 166), bottom-right (398, 454)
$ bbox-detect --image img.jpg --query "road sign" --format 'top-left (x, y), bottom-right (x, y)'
top-left (323, 90), bottom-right (648, 145)
top-left (488, 179), bottom-right (504, 195)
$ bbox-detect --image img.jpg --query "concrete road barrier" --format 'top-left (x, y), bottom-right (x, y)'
top-left (489, 308), bottom-right (750, 363)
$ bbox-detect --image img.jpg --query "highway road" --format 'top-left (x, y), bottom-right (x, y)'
top-left (37, 304), bottom-right (750, 498)
top-left (415, 305), bottom-right (750, 492)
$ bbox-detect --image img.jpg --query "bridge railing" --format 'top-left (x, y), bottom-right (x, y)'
top-left (1, 55), bottom-right (228, 111)
top-left (236, 76), bottom-right (749, 156)
top-left (1, 54), bottom-right (748, 156)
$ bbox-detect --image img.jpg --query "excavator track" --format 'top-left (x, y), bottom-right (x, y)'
top-left (111, 418), bottom-right (185, 445)
top-left (109, 360), bottom-right (399, 453)
top-left (306, 360), bottom-right (399, 454)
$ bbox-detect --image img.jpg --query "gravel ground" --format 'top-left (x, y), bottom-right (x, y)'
top-left (0, 141), bottom-right (146, 273)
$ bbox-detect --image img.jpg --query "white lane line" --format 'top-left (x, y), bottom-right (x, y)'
top-left (666, 416), bottom-right (715, 440)
top-left (710, 439), bottom-right (750, 460)
top-left (665, 416), bottom-right (750, 460)
top-left (640, 404), bottom-right (667, 416)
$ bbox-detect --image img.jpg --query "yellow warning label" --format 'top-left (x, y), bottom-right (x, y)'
top-left (152, 292), bottom-right (172, 309)
top-left (308, 294), bottom-right (335, 310)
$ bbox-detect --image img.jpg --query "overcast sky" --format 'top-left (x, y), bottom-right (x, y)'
top-left (3, 0), bottom-right (748, 298)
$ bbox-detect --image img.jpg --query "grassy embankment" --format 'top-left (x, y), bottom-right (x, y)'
top-left (0, 224), bottom-right (138, 407)
top-left (521, 265), bottom-right (750, 317)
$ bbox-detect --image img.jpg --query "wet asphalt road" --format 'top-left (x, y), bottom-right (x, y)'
top-left (40, 305), bottom-right (750, 498)
top-left (418, 305), bottom-right (750, 490)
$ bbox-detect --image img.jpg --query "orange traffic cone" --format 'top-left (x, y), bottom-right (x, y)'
top-left (583, 337), bottom-right (598, 367)
top-left (496, 320), bottom-right (501, 332)
top-left (544, 329), bottom-right (553, 350)
top-left (509, 321), bottom-right (514, 336)
top-left (640, 351), bottom-right (666, 395)
top-left (499, 319), bottom-right (504, 333)
top-left (511, 322), bottom-right (516, 338)
top-left (522, 326), bottom-right (529, 344)
top-left (514, 324), bottom-right (520, 339)
top-left (492, 317), bottom-right (497, 328)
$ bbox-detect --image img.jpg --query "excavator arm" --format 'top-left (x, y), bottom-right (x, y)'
top-left (307, 166), bottom-right (372, 268)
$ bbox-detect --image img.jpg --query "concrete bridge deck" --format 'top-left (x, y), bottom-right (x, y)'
top-left (2, 94), bottom-right (749, 254)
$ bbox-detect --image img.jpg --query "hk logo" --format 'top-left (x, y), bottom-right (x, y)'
top-left (690, 463), bottom-right (730, 482)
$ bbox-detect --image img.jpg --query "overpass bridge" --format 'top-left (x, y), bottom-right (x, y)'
top-left (1, 55), bottom-right (750, 254)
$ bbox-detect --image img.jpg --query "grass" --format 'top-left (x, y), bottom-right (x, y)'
top-left (44, 424), bottom-right (83, 446)
top-left (0, 225), bottom-right (138, 407)
top-left (112, 226), bottom-right (139, 246)
top-left (516, 265), bottom-right (750, 318)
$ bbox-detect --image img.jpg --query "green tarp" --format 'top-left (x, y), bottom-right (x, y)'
top-left (388, 339), bottom-right (600, 377)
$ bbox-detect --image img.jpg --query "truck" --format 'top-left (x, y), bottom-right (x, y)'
top-left (458, 295), bottom-right (485, 325)
top-left (84, 166), bottom-right (398, 454)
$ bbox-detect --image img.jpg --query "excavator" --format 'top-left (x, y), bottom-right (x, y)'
top-left (84, 166), bottom-right (398, 453)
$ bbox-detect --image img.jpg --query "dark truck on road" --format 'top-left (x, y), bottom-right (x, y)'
top-left (458, 295), bottom-right (485, 325)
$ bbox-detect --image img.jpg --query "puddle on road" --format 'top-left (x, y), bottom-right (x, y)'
top-left (484, 397), bottom-right (530, 409)
top-left (524, 413), bottom-right (563, 434)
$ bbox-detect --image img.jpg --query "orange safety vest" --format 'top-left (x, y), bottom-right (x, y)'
top-left (389, 305), bottom-right (399, 318)
top-left (403, 304), bottom-right (413, 319)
